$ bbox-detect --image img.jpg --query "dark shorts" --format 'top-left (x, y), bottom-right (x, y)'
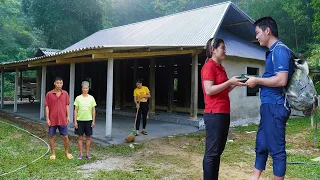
top-left (75, 120), bottom-right (93, 136)
top-left (48, 126), bottom-right (68, 136)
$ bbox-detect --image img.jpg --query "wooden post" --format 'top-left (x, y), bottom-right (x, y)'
top-left (40, 66), bottom-right (47, 120)
top-left (167, 59), bottom-right (174, 112)
top-left (149, 58), bottom-right (156, 114)
top-left (14, 69), bottom-right (18, 112)
top-left (106, 58), bottom-right (114, 138)
top-left (184, 63), bottom-right (191, 107)
top-left (122, 61), bottom-right (127, 108)
top-left (20, 70), bottom-right (23, 101)
top-left (114, 61), bottom-right (121, 110)
top-left (133, 60), bottom-right (138, 85)
top-left (69, 63), bottom-right (75, 127)
top-left (1, 70), bottom-right (4, 109)
top-left (190, 54), bottom-right (198, 119)
top-left (36, 68), bottom-right (41, 101)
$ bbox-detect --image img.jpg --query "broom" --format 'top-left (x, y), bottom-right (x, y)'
top-left (125, 105), bottom-right (139, 143)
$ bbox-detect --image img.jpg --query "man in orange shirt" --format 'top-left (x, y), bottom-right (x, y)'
top-left (45, 77), bottom-right (73, 160)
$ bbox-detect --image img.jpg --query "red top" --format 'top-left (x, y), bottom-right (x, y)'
top-left (201, 59), bottom-right (230, 113)
top-left (44, 90), bottom-right (70, 126)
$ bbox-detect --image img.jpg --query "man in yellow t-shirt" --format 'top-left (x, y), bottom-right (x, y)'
top-left (74, 81), bottom-right (97, 159)
top-left (133, 79), bottom-right (151, 136)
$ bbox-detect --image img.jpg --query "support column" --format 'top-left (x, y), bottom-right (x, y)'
top-left (106, 58), bottom-right (114, 138)
top-left (1, 70), bottom-right (4, 109)
top-left (69, 63), bottom-right (75, 127)
top-left (190, 54), bottom-right (198, 119)
top-left (184, 64), bottom-right (191, 107)
top-left (114, 61), bottom-right (121, 110)
top-left (20, 71), bottom-right (23, 101)
top-left (36, 68), bottom-right (41, 101)
top-left (121, 61), bottom-right (127, 108)
top-left (167, 59), bottom-right (174, 112)
top-left (40, 66), bottom-right (47, 120)
top-left (149, 58), bottom-right (156, 115)
top-left (14, 69), bottom-right (18, 112)
top-left (133, 60), bottom-right (138, 85)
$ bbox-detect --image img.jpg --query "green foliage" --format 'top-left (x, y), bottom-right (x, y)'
top-left (0, 0), bottom-right (318, 68)
top-left (22, 0), bottom-right (107, 49)
top-left (237, 0), bottom-right (315, 53)
top-left (0, 0), bottom-right (45, 63)
top-left (107, 0), bottom-right (234, 27)
top-left (311, 0), bottom-right (320, 41)
top-left (308, 44), bottom-right (320, 69)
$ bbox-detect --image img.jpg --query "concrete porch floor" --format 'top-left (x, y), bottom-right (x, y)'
top-left (0, 102), bottom-right (200, 145)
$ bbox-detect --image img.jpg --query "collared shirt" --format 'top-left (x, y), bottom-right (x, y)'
top-left (260, 40), bottom-right (293, 104)
top-left (44, 90), bottom-right (70, 126)
top-left (201, 59), bottom-right (230, 114)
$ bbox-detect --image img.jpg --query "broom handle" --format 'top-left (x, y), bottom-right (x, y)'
top-left (134, 102), bottom-right (140, 129)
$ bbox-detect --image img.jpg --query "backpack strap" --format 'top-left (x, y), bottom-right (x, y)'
top-left (271, 42), bottom-right (291, 64)
top-left (270, 42), bottom-right (292, 111)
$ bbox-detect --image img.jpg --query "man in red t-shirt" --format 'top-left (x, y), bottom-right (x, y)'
top-left (45, 77), bottom-right (73, 160)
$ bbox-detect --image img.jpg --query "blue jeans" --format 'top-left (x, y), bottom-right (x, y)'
top-left (203, 113), bottom-right (230, 180)
top-left (255, 104), bottom-right (290, 177)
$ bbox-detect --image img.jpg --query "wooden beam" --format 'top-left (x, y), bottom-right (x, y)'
top-left (30, 48), bottom-right (114, 64)
top-left (3, 62), bottom-right (28, 69)
top-left (28, 62), bottom-right (57, 67)
top-left (93, 50), bottom-right (196, 59)
top-left (56, 57), bottom-right (103, 64)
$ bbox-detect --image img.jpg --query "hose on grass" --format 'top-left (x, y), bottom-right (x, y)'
top-left (288, 162), bottom-right (320, 166)
top-left (0, 120), bottom-right (50, 177)
top-left (288, 99), bottom-right (320, 166)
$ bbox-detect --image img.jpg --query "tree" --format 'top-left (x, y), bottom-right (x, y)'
top-left (237, 0), bottom-right (315, 53)
top-left (0, 0), bottom-right (45, 62)
top-left (311, 0), bottom-right (320, 41)
top-left (22, 0), bottom-right (107, 49)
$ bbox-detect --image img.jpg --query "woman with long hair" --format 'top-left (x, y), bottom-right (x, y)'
top-left (201, 38), bottom-right (246, 179)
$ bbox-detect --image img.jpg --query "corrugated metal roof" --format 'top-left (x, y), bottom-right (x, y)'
top-left (38, 48), bottom-right (60, 56)
top-left (1, 1), bottom-right (265, 66)
top-left (216, 29), bottom-right (266, 60)
top-left (63, 1), bottom-right (234, 52)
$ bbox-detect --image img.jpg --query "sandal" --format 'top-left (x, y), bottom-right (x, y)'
top-left (141, 131), bottom-right (148, 135)
top-left (49, 155), bottom-right (56, 160)
top-left (134, 133), bottom-right (139, 136)
top-left (66, 153), bottom-right (73, 159)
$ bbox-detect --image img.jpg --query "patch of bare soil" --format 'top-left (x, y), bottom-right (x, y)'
top-left (78, 156), bottom-right (134, 178)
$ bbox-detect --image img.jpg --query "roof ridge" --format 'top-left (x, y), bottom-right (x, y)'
top-left (98, 1), bottom-right (232, 33)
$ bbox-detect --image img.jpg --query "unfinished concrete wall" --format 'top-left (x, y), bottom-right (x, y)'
top-left (223, 57), bottom-right (265, 124)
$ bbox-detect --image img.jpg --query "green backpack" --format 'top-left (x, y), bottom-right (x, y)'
top-left (272, 43), bottom-right (317, 112)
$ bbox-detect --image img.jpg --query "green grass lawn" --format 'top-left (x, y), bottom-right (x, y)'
top-left (231, 117), bottom-right (320, 180)
top-left (0, 116), bottom-right (319, 179)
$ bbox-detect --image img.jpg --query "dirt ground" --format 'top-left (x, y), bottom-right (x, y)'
top-left (2, 112), bottom-right (317, 179)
